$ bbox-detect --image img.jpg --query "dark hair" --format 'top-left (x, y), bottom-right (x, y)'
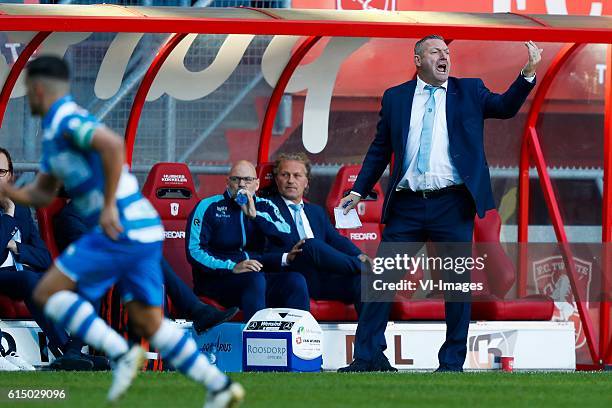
top-left (26, 55), bottom-right (70, 81)
top-left (414, 34), bottom-right (445, 56)
top-left (273, 152), bottom-right (312, 180)
top-left (0, 146), bottom-right (14, 175)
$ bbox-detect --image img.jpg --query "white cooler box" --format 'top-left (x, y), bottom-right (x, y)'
top-left (242, 308), bottom-right (322, 372)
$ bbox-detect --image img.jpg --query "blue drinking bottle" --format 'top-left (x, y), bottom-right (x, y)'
top-left (235, 191), bottom-right (248, 206)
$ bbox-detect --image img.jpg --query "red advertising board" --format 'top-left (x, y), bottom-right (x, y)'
top-left (297, 0), bottom-right (612, 15)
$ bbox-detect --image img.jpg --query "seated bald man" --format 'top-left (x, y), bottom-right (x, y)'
top-left (186, 160), bottom-right (310, 320)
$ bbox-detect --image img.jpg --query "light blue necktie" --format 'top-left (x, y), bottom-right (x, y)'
top-left (416, 85), bottom-right (440, 174)
top-left (288, 203), bottom-right (306, 240)
top-left (12, 229), bottom-right (23, 271)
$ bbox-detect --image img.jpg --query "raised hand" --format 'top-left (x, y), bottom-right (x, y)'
top-left (522, 40), bottom-right (543, 78)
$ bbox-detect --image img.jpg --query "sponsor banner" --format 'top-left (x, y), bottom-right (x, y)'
top-left (336, 0), bottom-right (396, 11)
top-left (2, 319), bottom-right (575, 372)
top-left (322, 321), bottom-right (575, 371)
top-left (164, 230), bottom-right (185, 239)
top-left (350, 232), bottom-right (378, 241)
top-left (293, 324), bottom-right (322, 360)
top-left (243, 308), bottom-right (323, 372)
top-left (246, 321), bottom-right (294, 331)
top-left (161, 174), bottom-right (188, 185)
top-left (0, 321), bottom-right (58, 367)
top-left (331, 0), bottom-right (612, 14)
top-left (245, 338), bottom-right (288, 367)
top-left (191, 321), bottom-right (244, 372)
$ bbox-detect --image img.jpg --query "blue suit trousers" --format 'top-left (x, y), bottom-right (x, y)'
top-left (354, 187), bottom-right (475, 370)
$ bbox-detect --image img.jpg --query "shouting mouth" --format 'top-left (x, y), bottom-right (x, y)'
top-left (436, 62), bottom-right (448, 74)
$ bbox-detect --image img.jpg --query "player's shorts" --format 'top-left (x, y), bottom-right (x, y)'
top-left (56, 230), bottom-right (164, 306)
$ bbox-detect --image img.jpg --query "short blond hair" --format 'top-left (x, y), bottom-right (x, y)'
top-left (273, 152), bottom-right (311, 180)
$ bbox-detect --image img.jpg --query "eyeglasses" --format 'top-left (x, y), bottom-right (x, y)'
top-left (0, 169), bottom-right (10, 177)
top-left (228, 176), bottom-right (257, 184)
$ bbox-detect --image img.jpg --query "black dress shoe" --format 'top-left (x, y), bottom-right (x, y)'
top-left (49, 352), bottom-right (94, 371)
top-left (374, 352), bottom-right (398, 372)
top-left (87, 354), bottom-right (111, 371)
top-left (337, 358), bottom-right (373, 373)
top-left (193, 306), bottom-right (239, 334)
top-left (433, 366), bottom-right (464, 373)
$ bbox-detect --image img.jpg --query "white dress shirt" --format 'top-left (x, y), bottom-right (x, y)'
top-left (397, 75), bottom-right (462, 192)
top-left (281, 197), bottom-right (314, 266)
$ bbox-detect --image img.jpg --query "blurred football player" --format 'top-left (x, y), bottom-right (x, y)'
top-left (0, 56), bottom-right (244, 408)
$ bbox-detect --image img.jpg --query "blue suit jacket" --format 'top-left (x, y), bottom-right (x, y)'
top-left (353, 75), bottom-right (536, 221)
top-left (0, 204), bottom-right (52, 271)
top-left (262, 193), bottom-right (361, 272)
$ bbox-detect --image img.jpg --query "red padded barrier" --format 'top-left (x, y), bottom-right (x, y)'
top-left (310, 299), bottom-right (358, 321)
top-left (12, 301), bottom-right (31, 319)
top-left (0, 297), bottom-right (30, 319)
top-left (392, 295), bottom-right (554, 321)
top-left (0, 295), bottom-right (16, 318)
top-left (471, 294), bottom-right (554, 320)
top-left (391, 298), bottom-right (446, 321)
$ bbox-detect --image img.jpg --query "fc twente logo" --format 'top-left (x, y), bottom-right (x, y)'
top-left (170, 202), bottom-right (179, 217)
top-left (532, 256), bottom-right (592, 350)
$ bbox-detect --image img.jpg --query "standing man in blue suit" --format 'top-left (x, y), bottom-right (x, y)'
top-left (261, 153), bottom-right (368, 311)
top-left (338, 36), bottom-right (542, 372)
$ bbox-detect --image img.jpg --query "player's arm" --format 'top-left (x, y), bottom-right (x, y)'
top-left (90, 127), bottom-right (125, 240)
top-left (0, 172), bottom-right (61, 208)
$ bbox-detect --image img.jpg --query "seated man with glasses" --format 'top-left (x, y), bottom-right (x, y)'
top-left (0, 147), bottom-right (92, 370)
top-left (186, 160), bottom-right (310, 320)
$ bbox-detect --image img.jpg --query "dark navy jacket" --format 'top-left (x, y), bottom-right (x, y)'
top-left (0, 204), bottom-right (52, 271)
top-left (186, 190), bottom-right (292, 284)
top-left (262, 193), bottom-right (361, 273)
top-left (353, 75), bottom-right (536, 221)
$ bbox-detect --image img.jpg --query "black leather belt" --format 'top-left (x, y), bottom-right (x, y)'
top-left (398, 184), bottom-right (467, 199)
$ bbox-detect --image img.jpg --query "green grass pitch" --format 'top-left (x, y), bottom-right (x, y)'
top-left (0, 371), bottom-right (610, 407)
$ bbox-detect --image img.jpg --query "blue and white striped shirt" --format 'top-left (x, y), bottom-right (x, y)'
top-left (40, 95), bottom-right (164, 244)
